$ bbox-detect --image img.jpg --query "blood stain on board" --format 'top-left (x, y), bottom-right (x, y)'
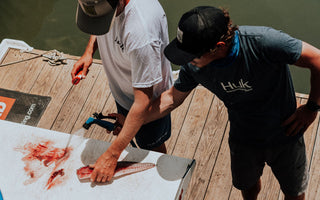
top-left (46, 169), bottom-right (65, 189)
top-left (15, 140), bottom-right (73, 190)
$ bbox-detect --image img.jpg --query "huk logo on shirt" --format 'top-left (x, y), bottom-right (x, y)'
top-left (220, 79), bottom-right (252, 93)
top-left (114, 36), bottom-right (124, 52)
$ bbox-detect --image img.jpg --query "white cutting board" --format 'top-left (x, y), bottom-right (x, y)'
top-left (0, 120), bottom-right (194, 200)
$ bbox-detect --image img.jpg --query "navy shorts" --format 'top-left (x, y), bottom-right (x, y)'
top-left (229, 137), bottom-right (308, 196)
top-left (116, 102), bottom-right (171, 150)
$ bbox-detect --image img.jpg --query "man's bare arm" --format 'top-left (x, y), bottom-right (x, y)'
top-left (282, 41), bottom-right (320, 135)
top-left (145, 86), bottom-right (191, 124)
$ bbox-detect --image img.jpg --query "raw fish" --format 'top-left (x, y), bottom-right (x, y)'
top-left (76, 161), bottom-right (155, 180)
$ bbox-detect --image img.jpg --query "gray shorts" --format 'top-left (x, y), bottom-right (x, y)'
top-left (116, 102), bottom-right (171, 150)
top-left (229, 137), bottom-right (308, 196)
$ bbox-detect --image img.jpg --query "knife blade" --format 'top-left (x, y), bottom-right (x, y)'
top-left (63, 127), bottom-right (86, 157)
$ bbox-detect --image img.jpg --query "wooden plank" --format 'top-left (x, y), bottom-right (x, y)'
top-left (167, 89), bottom-right (195, 155)
top-left (33, 60), bottom-right (74, 129)
top-left (0, 49), bottom-right (22, 82)
top-left (171, 86), bottom-right (214, 159)
top-left (28, 57), bottom-right (65, 97)
top-left (185, 97), bottom-right (229, 200)
top-left (70, 69), bottom-right (112, 132)
top-left (13, 49), bottom-right (52, 92)
top-left (50, 64), bottom-right (101, 133)
top-left (0, 49), bottom-right (36, 90)
top-left (14, 57), bottom-right (46, 93)
top-left (228, 187), bottom-right (242, 200)
top-left (70, 70), bottom-right (115, 141)
top-left (258, 166), bottom-right (281, 199)
top-left (307, 120), bottom-right (320, 199)
top-left (204, 123), bottom-right (234, 200)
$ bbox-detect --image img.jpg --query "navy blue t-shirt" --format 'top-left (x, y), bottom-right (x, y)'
top-left (174, 26), bottom-right (302, 147)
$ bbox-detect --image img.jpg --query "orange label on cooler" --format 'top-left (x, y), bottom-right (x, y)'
top-left (0, 96), bottom-right (16, 120)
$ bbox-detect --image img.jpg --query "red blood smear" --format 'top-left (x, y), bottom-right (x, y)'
top-left (179, 189), bottom-right (184, 200)
top-left (46, 169), bottom-right (65, 189)
top-left (21, 141), bottom-right (67, 166)
top-left (15, 140), bottom-right (72, 190)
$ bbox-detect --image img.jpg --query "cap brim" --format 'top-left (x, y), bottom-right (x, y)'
top-left (76, 4), bottom-right (115, 35)
top-left (164, 38), bottom-right (197, 65)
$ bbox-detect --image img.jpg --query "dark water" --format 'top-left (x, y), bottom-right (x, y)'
top-left (1, 0), bottom-right (320, 94)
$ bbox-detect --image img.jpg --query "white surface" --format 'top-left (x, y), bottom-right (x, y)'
top-left (0, 39), bottom-right (33, 61)
top-left (0, 120), bottom-right (194, 200)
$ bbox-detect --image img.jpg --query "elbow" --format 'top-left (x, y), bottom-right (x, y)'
top-left (172, 98), bottom-right (184, 109)
top-left (161, 94), bottom-right (181, 112)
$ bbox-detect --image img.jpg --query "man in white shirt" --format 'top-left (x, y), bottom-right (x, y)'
top-left (73, 0), bottom-right (172, 183)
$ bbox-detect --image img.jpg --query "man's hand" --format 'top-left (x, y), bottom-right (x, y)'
top-left (71, 35), bottom-right (97, 80)
top-left (282, 104), bottom-right (317, 136)
top-left (71, 53), bottom-right (92, 80)
top-left (90, 150), bottom-right (119, 183)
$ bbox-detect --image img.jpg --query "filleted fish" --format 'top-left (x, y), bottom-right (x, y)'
top-left (76, 161), bottom-right (155, 180)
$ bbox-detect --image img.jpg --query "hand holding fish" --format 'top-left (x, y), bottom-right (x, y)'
top-left (90, 150), bottom-right (119, 183)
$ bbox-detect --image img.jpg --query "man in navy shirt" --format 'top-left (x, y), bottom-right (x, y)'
top-left (138, 6), bottom-right (320, 200)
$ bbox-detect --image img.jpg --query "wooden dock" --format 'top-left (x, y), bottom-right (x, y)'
top-left (1, 48), bottom-right (319, 199)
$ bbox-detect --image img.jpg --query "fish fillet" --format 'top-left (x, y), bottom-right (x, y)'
top-left (76, 161), bottom-right (155, 180)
